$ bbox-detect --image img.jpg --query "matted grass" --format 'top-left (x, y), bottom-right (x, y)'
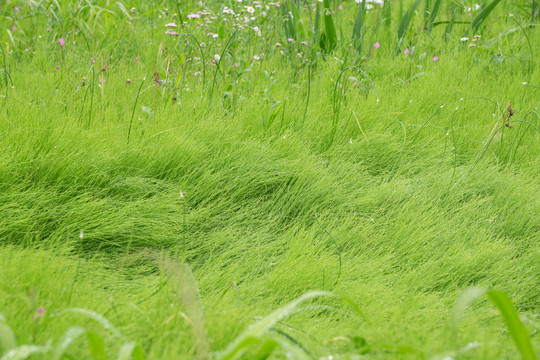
top-left (0, 0), bottom-right (539, 359)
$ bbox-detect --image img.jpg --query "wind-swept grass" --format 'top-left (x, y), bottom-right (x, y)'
top-left (0, 0), bottom-right (539, 359)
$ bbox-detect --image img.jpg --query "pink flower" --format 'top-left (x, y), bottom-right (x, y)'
top-left (433, 56), bottom-right (438, 62)
top-left (374, 42), bottom-right (380, 49)
top-left (468, 13), bottom-right (472, 17)
top-left (58, 38), bottom-right (65, 47)
top-left (91, 60), bottom-right (96, 64)
top-left (11, 26), bottom-right (16, 31)
top-left (135, 57), bottom-right (139, 62)
top-left (55, 66), bottom-right (59, 70)
top-left (338, 5), bottom-right (343, 10)
top-left (34, 307), bottom-right (46, 319)
top-left (404, 48), bottom-right (409, 55)
top-left (14, 7), bottom-right (19, 11)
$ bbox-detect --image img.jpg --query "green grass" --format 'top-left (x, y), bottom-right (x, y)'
top-left (0, 0), bottom-right (539, 359)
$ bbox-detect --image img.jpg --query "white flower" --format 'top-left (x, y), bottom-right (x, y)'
top-left (214, 54), bottom-right (221, 61)
top-left (165, 23), bottom-right (177, 27)
top-left (246, 6), bottom-right (255, 13)
top-left (253, 55), bottom-right (260, 60)
top-left (460, 37), bottom-right (469, 42)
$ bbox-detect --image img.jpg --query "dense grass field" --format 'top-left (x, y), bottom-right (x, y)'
top-left (1, 0), bottom-right (539, 359)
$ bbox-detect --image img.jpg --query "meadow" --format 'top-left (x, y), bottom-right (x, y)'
top-left (0, 0), bottom-right (539, 359)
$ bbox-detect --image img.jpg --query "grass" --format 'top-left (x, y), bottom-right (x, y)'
top-left (0, 0), bottom-right (539, 359)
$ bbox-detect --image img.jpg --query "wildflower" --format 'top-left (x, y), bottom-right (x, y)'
top-left (433, 56), bottom-right (438, 62)
top-left (126, 79), bottom-right (132, 84)
top-left (11, 26), bottom-right (16, 31)
top-left (55, 65), bottom-right (59, 70)
top-left (287, 38), bottom-right (294, 42)
top-left (80, 229), bottom-right (84, 239)
top-left (474, 35), bottom-right (481, 39)
top-left (14, 7), bottom-right (19, 11)
top-left (301, 41), bottom-right (309, 46)
top-left (253, 55), bottom-right (260, 60)
top-left (130, 7), bottom-right (135, 14)
top-left (468, 43), bottom-right (476, 47)
top-left (257, 31), bottom-right (262, 36)
top-left (214, 54), bottom-right (221, 61)
top-left (91, 60), bottom-right (96, 64)
top-left (404, 48), bottom-right (409, 55)
top-left (247, 6), bottom-right (255, 13)
top-left (165, 23), bottom-right (177, 27)
top-left (135, 57), bottom-right (139, 62)
top-left (338, 5), bottom-right (343, 10)
top-left (165, 29), bottom-right (179, 36)
top-left (468, 13), bottom-right (472, 17)
top-left (275, 42), bottom-right (281, 47)
top-left (58, 38), bottom-right (65, 47)
top-left (374, 42), bottom-right (380, 49)
top-left (461, 37), bottom-right (469, 42)
top-left (34, 307), bottom-right (46, 319)
top-left (187, 13), bottom-right (200, 19)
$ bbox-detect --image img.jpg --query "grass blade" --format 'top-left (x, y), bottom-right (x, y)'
top-left (51, 326), bottom-right (87, 360)
top-left (428, 0), bottom-right (443, 32)
top-left (352, 1), bottom-right (366, 51)
top-left (321, 0), bottom-right (338, 52)
top-left (218, 291), bottom-right (333, 360)
top-left (397, 0), bottom-right (422, 43)
top-left (470, 0), bottom-right (503, 32)
top-left (0, 315), bottom-right (16, 354)
top-left (86, 331), bottom-right (107, 360)
top-left (0, 345), bottom-right (50, 360)
top-left (487, 290), bottom-right (538, 360)
top-left (117, 342), bottom-right (145, 360)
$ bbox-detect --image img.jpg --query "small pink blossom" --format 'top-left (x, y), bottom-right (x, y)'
top-left (34, 307), bottom-right (46, 319)
top-left (468, 13), bottom-right (472, 17)
top-left (91, 60), bottom-right (96, 64)
top-left (55, 66), bottom-right (59, 70)
top-left (338, 5), bottom-right (343, 10)
top-left (404, 48), bottom-right (409, 55)
top-left (11, 26), bottom-right (16, 31)
top-left (165, 23), bottom-right (177, 27)
top-left (433, 56), bottom-right (438, 62)
top-left (374, 42), bottom-right (380, 49)
top-left (58, 38), bottom-right (65, 47)
top-left (135, 57), bottom-right (139, 62)
top-left (14, 7), bottom-right (19, 12)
